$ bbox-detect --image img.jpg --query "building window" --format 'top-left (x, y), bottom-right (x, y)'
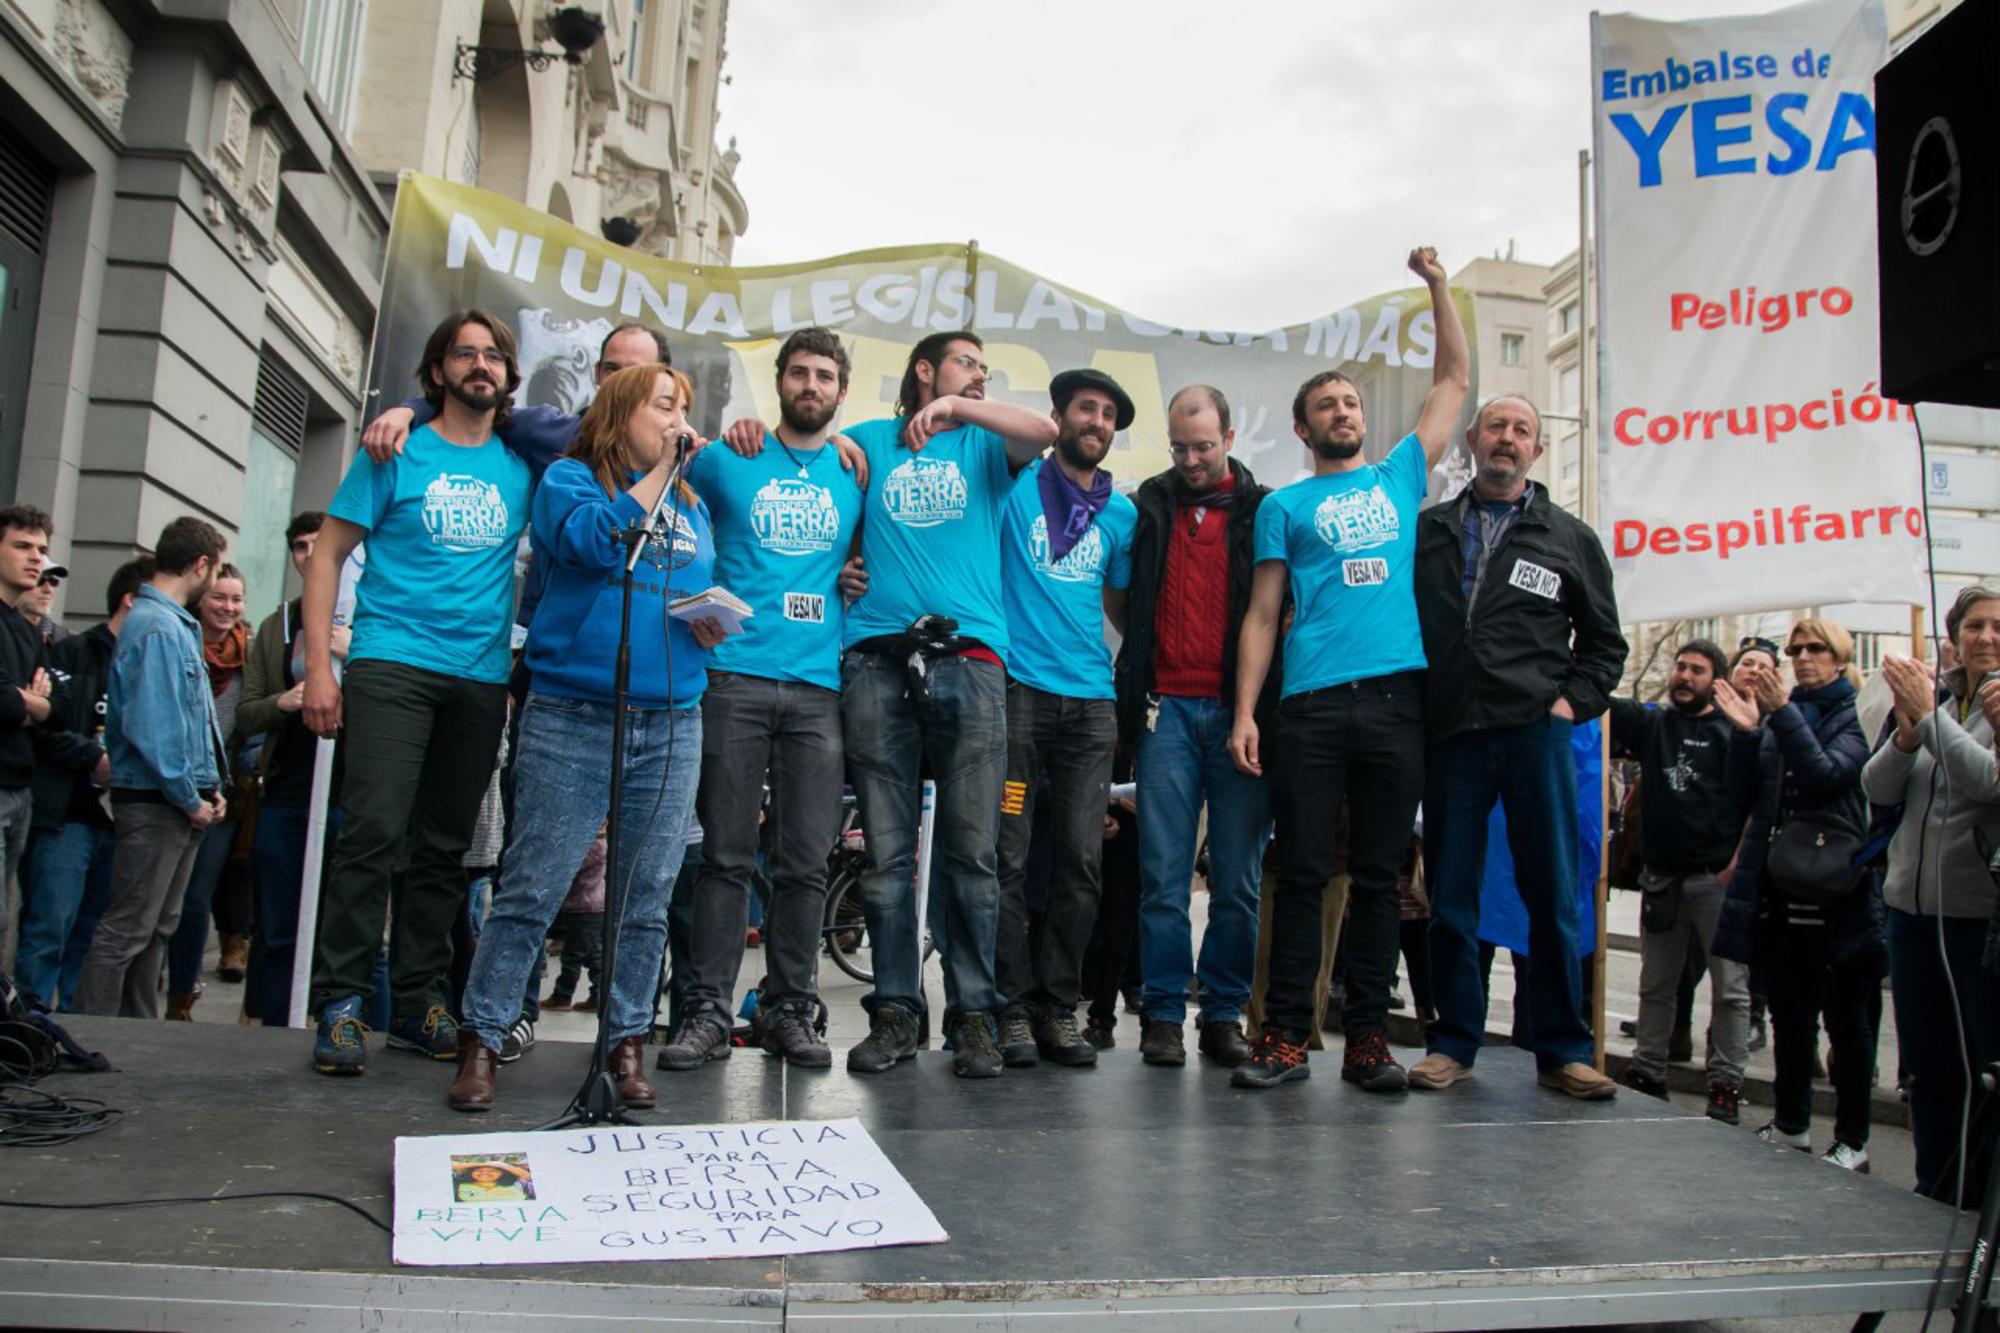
top-left (1500, 332), bottom-right (1525, 367)
top-left (297, 0), bottom-right (368, 136)
top-left (1558, 365), bottom-right (1581, 413)
top-left (626, 0), bottom-right (647, 82)
top-left (1560, 301), bottom-right (1579, 335)
top-left (245, 349), bottom-right (309, 615)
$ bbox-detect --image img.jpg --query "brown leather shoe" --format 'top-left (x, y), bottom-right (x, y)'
top-left (447, 1029), bottom-right (497, 1112)
top-left (166, 991), bottom-right (198, 1021)
top-left (1198, 1020), bottom-right (1252, 1068)
top-left (1539, 1061), bottom-right (1618, 1100)
top-left (1139, 1019), bottom-right (1186, 1066)
top-left (217, 934), bottom-right (250, 983)
top-left (1408, 1051), bottom-right (1475, 1089)
top-left (611, 1035), bottom-right (658, 1109)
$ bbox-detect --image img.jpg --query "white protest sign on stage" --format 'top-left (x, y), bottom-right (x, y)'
top-left (391, 1118), bottom-right (946, 1266)
top-left (1591, 0), bottom-right (1927, 623)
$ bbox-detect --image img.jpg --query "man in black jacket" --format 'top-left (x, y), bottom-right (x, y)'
top-left (1408, 396), bottom-right (1627, 1099)
top-left (1111, 385), bottom-right (1277, 1069)
top-left (1608, 638), bottom-right (1752, 1123)
top-left (0, 504), bottom-right (59, 975)
top-left (16, 559), bottom-right (152, 1007)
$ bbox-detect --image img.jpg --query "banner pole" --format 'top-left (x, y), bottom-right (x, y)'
top-left (1594, 719), bottom-right (1611, 1071)
top-left (288, 736), bottom-right (336, 1028)
top-left (1911, 602), bottom-right (1927, 663)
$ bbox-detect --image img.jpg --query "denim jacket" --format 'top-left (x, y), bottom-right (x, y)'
top-left (108, 585), bottom-right (222, 812)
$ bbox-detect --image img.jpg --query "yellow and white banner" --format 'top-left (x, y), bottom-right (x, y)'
top-left (369, 174), bottom-right (1475, 484)
top-left (1591, 0), bottom-right (1928, 622)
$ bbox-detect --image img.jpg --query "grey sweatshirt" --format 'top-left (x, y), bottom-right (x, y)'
top-left (1860, 667), bottom-right (2000, 917)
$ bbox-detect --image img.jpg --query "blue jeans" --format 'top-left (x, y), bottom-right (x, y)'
top-left (16, 822), bottom-right (116, 1009)
top-left (1425, 718), bottom-right (1594, 1070)
top-left (1888, 907), bottom-right (2000, 1202)
top-left (461, 693), bottom-right (701, 1052)
top-left (254, 803), bottom-right (356, 1028)
top-left (841, 651), bottom-right (1005, 1023)
top-left (1134, 695), bottom-right (1271, 1024)
top-left (167, 817), bottom-right (239, 995)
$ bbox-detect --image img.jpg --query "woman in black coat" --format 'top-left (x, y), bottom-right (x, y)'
top-left (1712, 617), bottom-right (1881, 1172)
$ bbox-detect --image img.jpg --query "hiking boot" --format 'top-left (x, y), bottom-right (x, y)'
top-left (761, 1003), bottom-right (833, 1068)
top-left (217, 933), bottom-right (250, 984)
top-left (499, 1017), bottom-right (535, 1064)
top-left (1622, 1067), bottom-right (1670, 1100)
top-left (997, 1009), bottom-right (1040, 1068)
top-left (1539, 1062), bottom-right (1618, 1100)
top-left (1083, 1017), bottom-right (1116, 1050)
top-left (1232, 1027), bottom-right (1310, 1088)
top-left (1706, 1081), bottom-right (1741, 1125)
top-left (387, 1004), bottom-right (459, 1060)
top-left (1408, 1051), bottom-right (1474, 1090)
top-left (1033, 1008), bottom-right (1098, 1068)
top-left (447, 1029), bottom-right (497, 1112)
top-left (948, 1012), bottom-right (1003, 1079)
top-left (1198, 1019), bottom-right (1252, 1067)
top-left (847, 1005), bottom-right (921, 1074)
top-left (1823, 1140), bottom-right (1870, 1173)
top-left (1756, 1121), bottom-right (1811, 1151)
top-left (1139, 1018), bottom-right (1186, 1066)
top-left (313, 995), bottom-right (368, 1076)
top-left (656, 1009), bottom-right (732, 1071)
top-left (1341, 1030), bottom-right (1408, 1092)
top-left (611, 1035), bottom-right (658, 1109)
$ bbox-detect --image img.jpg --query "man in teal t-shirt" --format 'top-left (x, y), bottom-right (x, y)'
top-left (663, 327), bottom-right (864, 1073)
top-left (301, 309), bottom-right (532, 1078)
top-left (993, 369), bottom-right (1138, 1071)
top-left (835, 330), bottom-right (1055, 1080)
top-left (1228, 247), bottom-right (1469, 1093)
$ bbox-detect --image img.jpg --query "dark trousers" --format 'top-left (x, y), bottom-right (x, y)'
top-left (1425, 717), bottom-right (1594, 1070)
top-left (996, 683), bottom-right (1116, 1015)
top-left (252, 802), bottom-right (344, 1028)
top-left (550, 910), bottom-right (604, 1002)
top-left (1766, 915), bottom-right (1877, 1147)
top-left (310, 659), bottom-right (508, 1022)
top-left (661, 839), bottom-right (702, 1033)
top-left (1084, 800), bottom-right (1141, 1029)
top-left (73, 803), bottom-right (205, 1018)
top-left (1266, 675), bottom-right (1425, 1040)
top-left (1888, 907), bottom-right (2000, 1201)
top-left (686, 672), bottom-right (843, 1017)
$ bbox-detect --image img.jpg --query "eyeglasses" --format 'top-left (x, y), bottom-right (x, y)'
top-left (35, 575), bottom-right (59, 589)
top-left (446, 346), bottom-right (509, 369)
top-left (1785, 641), bottom-right (1832, 657)
top-left (945, 353), bottom-right (988, 376)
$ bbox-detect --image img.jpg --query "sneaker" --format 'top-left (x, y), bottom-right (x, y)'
top-left (1032, 1008), bottom-right (1098, 1068)
top-left (761, 1004), bottom-right (833, 1069)
top-left (847, 1005), bottom-right (921, 1074)
top-left (656, 1009), bottom-right (732, 1071)
top-left (1340, 1031), bottom-right (1408, 1092)
top-left (499, 1017), bottom-right (535, 1064)
top-left (1823, 1141), bottom-right (1870, 1173)
top-left (1706, 1081), bottom-right (1741, 1125)
top-left (948, 1012), bottom-right (1003, 1079)
top-left (1083, 1018), bottom-right (1115, 1050)
top-left (1756, 1121), bottom-right (1811, 1151)
top-left (996, 1010), bottom-right (1040, 1068)
top-left (1622, 1067), bottom-right (1670, 1100)
top-left (386, 1004), bottom-right (459, 1060)
top-left (1232, 1027), bottom-right (1310, 1088)
top-left (312, 995), bottom-right (368, 1075)
top-left (1408, 1051), bottom-right (1474, 1090)
top-left (1139, 1018), bottom-right (1186, 1067)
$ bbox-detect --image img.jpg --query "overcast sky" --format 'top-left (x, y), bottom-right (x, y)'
top-left (715, 0), bottom-right (1809, 331)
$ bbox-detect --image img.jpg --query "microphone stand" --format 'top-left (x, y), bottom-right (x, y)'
top-left (540, 436), bottom-right (689, 1131)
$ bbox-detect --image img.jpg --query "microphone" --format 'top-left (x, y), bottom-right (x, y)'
top-left (626, 434), bottom-right (695, 575)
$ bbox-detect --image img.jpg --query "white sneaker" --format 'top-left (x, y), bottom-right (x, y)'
top-left (1823, 1141), bottom-right (1870, 1173)
top-left (1755, 1121), bottom-right (1810, 1151)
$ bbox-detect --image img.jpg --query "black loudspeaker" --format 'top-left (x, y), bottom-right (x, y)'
top-left (1876, 0), bottom-right (2000, 409)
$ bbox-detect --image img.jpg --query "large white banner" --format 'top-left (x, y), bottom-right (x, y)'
top-left (1592, 0), bottom-right (1928, 622)
top-left (392, 1119), bottom-right (946, 1267)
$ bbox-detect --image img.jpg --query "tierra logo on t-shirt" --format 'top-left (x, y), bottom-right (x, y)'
top-left (750, 478), bottom-right (840, 556)
top-left (637, 508), bottom-right (700, 570)
top-left (1027, 514), bottom-right (1106, 585)
top-left (882, 457), bottom-right (968, 528)
top-left (422, 474), bottom-right (511, 552)
top-left (1313, 484), bottom-right (1400, 554)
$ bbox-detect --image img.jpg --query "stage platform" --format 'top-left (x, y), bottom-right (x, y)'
top-left (0, 1016), bottom-right (1966, 1331)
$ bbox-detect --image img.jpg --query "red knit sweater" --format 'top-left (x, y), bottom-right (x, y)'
top-left (1152, 477), bottom-right (1235, 698)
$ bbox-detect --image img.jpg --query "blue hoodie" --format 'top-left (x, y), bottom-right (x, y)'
top-left (525, 458), bottom-right (715, 709)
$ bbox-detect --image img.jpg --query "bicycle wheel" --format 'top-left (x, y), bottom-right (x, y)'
top-left (822, 863), bottom-right (874, 984)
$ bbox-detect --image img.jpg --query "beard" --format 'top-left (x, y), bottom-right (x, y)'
top-left (1310, 435), bottom-right (1363, 461)
top-left (779, 392), bottom-right (838, 434)
top-left (444, 370), bottom-right (502, 413)
top-left (1056, 428), bottom-right (1110, 473)
top-left (1670, 687), bottom-right (1712, 714)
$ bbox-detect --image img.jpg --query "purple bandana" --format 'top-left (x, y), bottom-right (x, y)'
top-left (1038, 460), bottom-right (1112, 562)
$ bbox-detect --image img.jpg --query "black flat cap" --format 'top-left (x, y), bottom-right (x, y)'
top-left (1050, 368), bottom-right (1136, 432)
